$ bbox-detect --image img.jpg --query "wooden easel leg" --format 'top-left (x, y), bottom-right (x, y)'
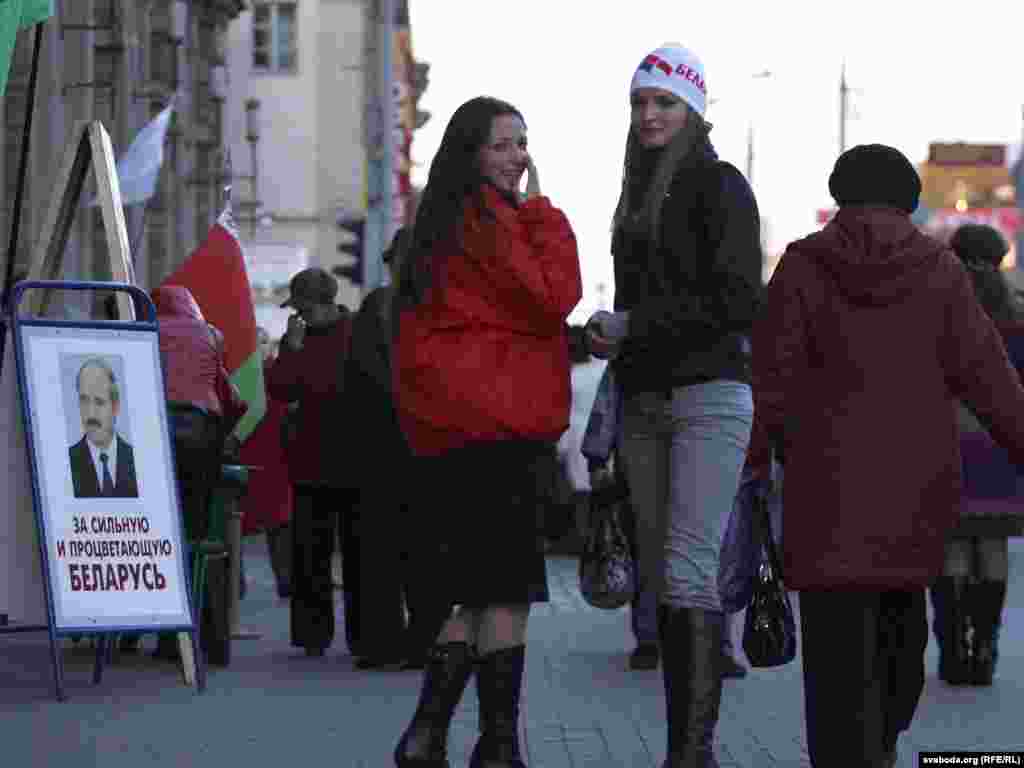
top-left (178, 631), bottom-right (196, 687)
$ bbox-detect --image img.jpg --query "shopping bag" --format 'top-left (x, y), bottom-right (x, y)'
top-left (578, 480), bottom-right (635, 610)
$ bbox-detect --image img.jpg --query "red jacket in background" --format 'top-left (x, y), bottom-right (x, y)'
top-left (240, 361), bottom-right (293, 534)
top-left (394, 186), bottom-right (582, 456)
top-left (265, 310), bottom-right (353, 487)
top-left (152, 286), bottom-right (245, 434)
top-left (749, 207), bottom-right (1024, 590)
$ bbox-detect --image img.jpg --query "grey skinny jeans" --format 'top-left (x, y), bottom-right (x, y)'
top-left (620, 381), bottom-right (753, 612)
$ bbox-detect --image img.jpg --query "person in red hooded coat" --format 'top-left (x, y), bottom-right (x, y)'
top-left (748, 145), bottom-right (1024, 768)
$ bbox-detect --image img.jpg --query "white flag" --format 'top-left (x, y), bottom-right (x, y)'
top-left (91, 99), bottom-right (175, 207)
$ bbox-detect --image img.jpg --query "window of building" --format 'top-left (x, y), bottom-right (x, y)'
top-left (252, 2), bottom-right (298, 74)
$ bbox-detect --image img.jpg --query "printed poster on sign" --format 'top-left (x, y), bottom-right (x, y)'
top-left (18, 324), bottom-right (191, 632)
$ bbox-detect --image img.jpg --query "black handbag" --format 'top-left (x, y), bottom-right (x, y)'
top-left (742, 474), bottom-right (797, 667)
top-left (578, 475), bottom-right (635, 610)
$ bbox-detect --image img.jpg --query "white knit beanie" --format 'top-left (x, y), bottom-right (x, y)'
top-left (630, 44), bottom-right (708, 118)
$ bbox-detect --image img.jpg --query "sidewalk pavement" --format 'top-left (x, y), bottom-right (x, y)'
top-left (1, 537), bottom-right (1022, 767)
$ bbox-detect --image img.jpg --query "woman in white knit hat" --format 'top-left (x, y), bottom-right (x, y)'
top-left (585, 44), bottom-right (763, 767)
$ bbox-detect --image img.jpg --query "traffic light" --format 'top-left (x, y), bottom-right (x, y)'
top-left (334, 214), bottom-right (366, 286)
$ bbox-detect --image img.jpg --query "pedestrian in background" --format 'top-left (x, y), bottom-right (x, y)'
top-left (584, 43), bottom-right (762, 765)
top-left (930, 223), bottom-right (1024, 686)
top-left (581, 364), bottom-right (661, 671)
top-left (149, 285), bottom-right (248, 659)
top-left (239, 326), bottom-right (294, 599)
top-left (749, 144), bottom-right (1024, 767)
top-left (266, 268), bottom-right (359, 658)
top-left (342, 227), bottom-right (451, 671)
top-left (553, 327), bottom-right (605, 553)
top-left (391, 96), bottom-right (581, 768)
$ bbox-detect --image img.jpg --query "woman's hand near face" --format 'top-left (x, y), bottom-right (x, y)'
top-left (523, 156), bottom-right (541, 200)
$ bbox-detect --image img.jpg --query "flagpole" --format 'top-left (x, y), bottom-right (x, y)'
top-left (0, 21), bottom-right (45, 380)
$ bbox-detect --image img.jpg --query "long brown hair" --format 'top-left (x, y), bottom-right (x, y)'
top-left (395, 96), bottom-right (524, 313)
top-left (611, 102), bottom-right (711, 249)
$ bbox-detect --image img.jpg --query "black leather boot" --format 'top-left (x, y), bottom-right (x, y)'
top-left (930, 577), bottom-right (970, 685)
top-left (394, 641), bottom-right (476, 767)
top-left (967, 579), bottom-right (1006, 686)
top-left (468, 645), bottom-right (527, 768)
top-left (658, 605), bottom-right (723, 768)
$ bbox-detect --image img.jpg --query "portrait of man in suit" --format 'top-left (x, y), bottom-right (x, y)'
top-left (68, 357), bottom-right (139, 498)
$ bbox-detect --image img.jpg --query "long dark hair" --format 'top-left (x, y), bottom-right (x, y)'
top-left (951, 224), bottom-right (1021, 326)
top-left (395, 96), bottom-right (524, 313)
top-left (611, 104), bottom-right (711, 246)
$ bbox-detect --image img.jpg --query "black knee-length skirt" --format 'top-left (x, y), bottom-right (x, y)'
top-left (407, 439), bottom-right (551, 606)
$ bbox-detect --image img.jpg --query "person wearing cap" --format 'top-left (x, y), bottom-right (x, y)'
top-left (391, 97), bottom-right (581, 768)
top-left (265, 267), bottom-right (359, 658)
top-left (748, 145), bottom-right (1024, 767)
top-left (929, 223), bottom-right (1024, 688)
top-left (582, 44), bottom-right (762, 765)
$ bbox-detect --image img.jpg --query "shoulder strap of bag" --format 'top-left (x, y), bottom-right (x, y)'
top-left (756, 462), bottom-right (785, 582)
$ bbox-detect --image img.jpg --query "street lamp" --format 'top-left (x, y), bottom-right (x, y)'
top-left (745, 70), bottom-right (773, 186)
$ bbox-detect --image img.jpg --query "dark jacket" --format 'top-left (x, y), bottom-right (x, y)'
top-left (955, 320), bottom-right (1024, 536)
top-left (749, 206), bottom-right (1024, 590)
top-left (611, 140), bottom-right (762, 394)
top-left (265, 308), bottom-right (353, 488)
top-left (394, 185), bottom-right (582, 456)
top-left (343, 285), bottom-right (411, 486)
top-left (69, 435), bottom-right (139, 498)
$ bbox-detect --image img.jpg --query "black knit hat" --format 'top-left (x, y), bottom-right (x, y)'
top-left (828, 144), bottom-right (921, 214)
top-left (950, 223), bottom-right (1009, 269)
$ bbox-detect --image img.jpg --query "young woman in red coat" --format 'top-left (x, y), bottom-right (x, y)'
top-left (391, 96), bottom-right (581, 768)
top-left (749, 145), bottom-right (1024, 767)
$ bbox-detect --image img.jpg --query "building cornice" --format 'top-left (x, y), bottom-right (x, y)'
top-left (187, 0), bottom-right (247, 22)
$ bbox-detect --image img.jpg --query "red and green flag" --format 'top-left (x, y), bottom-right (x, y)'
top-left (1, 0), bottom-right (53, 97)
top-left (161, 212), bottom-right (266, 441)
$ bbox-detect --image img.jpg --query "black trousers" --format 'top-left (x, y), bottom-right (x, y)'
top-left (799, 588), bottom-right (927, 767)
top-left (290, 485), bottom-right (361, 652)
top-left (352, 489), bottom-right (407, 657)
top-left (169, 406), bottom-right (223, 542)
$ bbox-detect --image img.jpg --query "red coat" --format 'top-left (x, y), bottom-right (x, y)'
top-left (152, 285), bottom-right (242, 428)
top-left (394, 187), bottom-right (582, 456)
top-left (265, 310), bottom-right (354, 487)
top-left (239, 364), bottom-right (293, 534)
top-left (749, 207), bottom-right (1024, 590)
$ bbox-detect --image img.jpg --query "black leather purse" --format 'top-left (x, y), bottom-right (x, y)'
top-left (742, 474), bottom-right (797, 667)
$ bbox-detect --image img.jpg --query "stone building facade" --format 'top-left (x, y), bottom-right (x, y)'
top-left (1, 0), bottom-right (245, 296)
